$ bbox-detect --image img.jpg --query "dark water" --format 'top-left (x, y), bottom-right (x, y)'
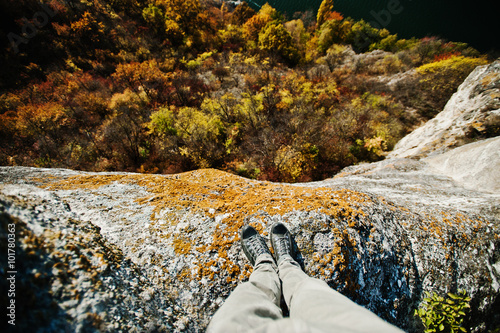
top-left (246, 0), bottom-right (499, 53)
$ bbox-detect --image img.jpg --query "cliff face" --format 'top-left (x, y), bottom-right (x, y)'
top-left (1, 60), bottom-right (499, 333)
top-left (389, 59), bottom-right (500, 159)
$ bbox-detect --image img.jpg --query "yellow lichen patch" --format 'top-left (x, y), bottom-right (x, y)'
top-left (176, 266), bottom-right (193, 282)
top-left (196, 259), bottom-right (218, 280)
top-left (196, 244), bottom-right (208, 253)
top-left (41, 169), bottom-right (372, 282)
top-left (312, 228), bottom-right (357, 281)
top-left (249, 221), bottom-right (264, 234)
top-left (240, 264), bottom-right (252, 280)
top-left (311, 227), bottom-right (360, 295)
top-left (172, 235), bottom-right (192, 255)
top-left (481, 72), bottom-right (499, 87)
top-left (221, 259), bottom-right (241, 283)
top-left (43, 169), bottom-right (370, 222)
top-left (45, 174), bottom-right (133, 190)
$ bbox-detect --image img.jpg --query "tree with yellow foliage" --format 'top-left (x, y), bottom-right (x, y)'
top-left (242, 3), bottom-right (281, 44)
top-left (70, 11), bottom-right (106, 44)
top-left (258, 23), bottom-right (300, 65)
top-left (156, 0), bottom-right (200, 33)
top-left (230, 1), bottom-right (255, 25)
top-left (243, 12), bottom-right (272, 42)
top-left (317, 0), bottom-right (334, 28)
top-left (142, 0), bottom-right (201, 44)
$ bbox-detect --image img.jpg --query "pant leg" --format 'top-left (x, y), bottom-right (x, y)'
top-left (278, 256), bottom-right (404, 333)
top-left (207, 254), bottom-right (283, 333)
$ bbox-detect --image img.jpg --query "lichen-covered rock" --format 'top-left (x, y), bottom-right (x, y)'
top-left (1, 166), bottom-right (499, 332)
top-left (0, 193), bottom-right (178, 332)
top-left (389, 59), bottom-right (500, 159)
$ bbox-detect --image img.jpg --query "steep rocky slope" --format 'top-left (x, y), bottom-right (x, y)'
top-left (389, 59), bottom-right (500, 159)
top-left (1, 59), bottom-right (500, 333)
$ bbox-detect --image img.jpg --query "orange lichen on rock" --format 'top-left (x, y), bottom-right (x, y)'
top-left (172, 235), bottom-right (192, 255)
top-left (45, 168), bottom-right (369, 227)
top-left (312, 227), bottom-right (358, 287)
top-left (45, 169), bottom-right (369, 220)
top-left (176, 266), bottom-right (193, 282)
top-left (42, 169), bottom-right (372, 282)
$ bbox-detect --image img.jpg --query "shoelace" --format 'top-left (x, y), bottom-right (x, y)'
top-left (274, 235), bottom-right (290, 257)
top-left (247, 234), bottom-right (268, 257)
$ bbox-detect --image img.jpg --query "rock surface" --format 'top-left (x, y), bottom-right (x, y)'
top-left (1, 163), bottom-right (499, 333)
top-left (389, 59), bottom-right (500, 159)
top-left (425, 136), bottom-right (500, 194)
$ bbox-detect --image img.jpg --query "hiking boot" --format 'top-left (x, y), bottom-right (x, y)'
top-left (240, 225), bottom-right (272, 266)
top-left (270, 222), bottom-right (295, 264)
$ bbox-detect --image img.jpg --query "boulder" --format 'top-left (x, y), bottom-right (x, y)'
top-left (1, 165), bottom-right (499, 332)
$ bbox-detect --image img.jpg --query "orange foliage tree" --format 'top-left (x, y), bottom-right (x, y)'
top-left (243, 13), bottom-right (272, 42)
top-left (112, 60), bottom-right (170, 102)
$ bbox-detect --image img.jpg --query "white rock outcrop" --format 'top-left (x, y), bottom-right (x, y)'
top-left (1, 164), bottom-right (499, 332)
top-left (425, 136), bottom-right (500, 193)
top-left (389, 59), bottom-right (500, 159)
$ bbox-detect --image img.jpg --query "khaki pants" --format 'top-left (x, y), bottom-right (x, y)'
top-left (207, 254), bottom-right (404, 333)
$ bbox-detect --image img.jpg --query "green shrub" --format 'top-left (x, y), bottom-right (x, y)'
top-left (369, 32), bottom-right (398, 52)
top-left (148, 106), bottom-right (177, 137)
top-left (317, 19), bottom-right (352, 54)
top-left (371, 54), bottom-right (405, 74)
top-left (414, 290), bottom-right (471, 333)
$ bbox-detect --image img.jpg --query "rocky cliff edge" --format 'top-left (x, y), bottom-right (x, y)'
top-left (1, 162), bottom-right (498, 332)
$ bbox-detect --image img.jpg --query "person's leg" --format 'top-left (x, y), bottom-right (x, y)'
top-left (207, 226), bottom-right (283, 333)
top-left (278, 258), bottom-right (403, 332)
top-left (271, 222), bottom-right (403, 333)
top-left (207, 253), bottom-right (282, 332)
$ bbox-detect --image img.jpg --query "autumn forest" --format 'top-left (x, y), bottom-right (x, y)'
top-left (0, 0), bottom-right (495, 182)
